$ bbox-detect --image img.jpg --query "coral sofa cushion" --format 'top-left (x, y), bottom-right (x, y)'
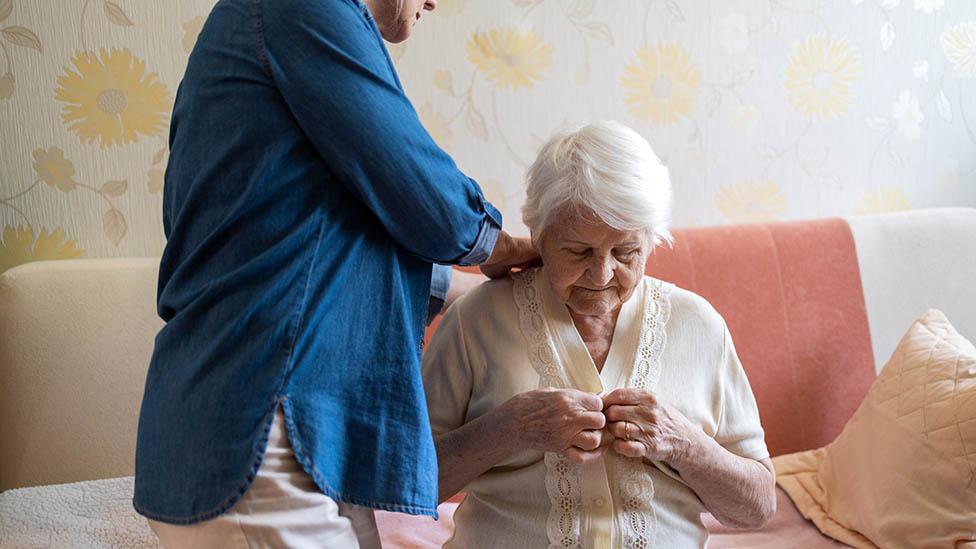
top-left (646, 219), bottom-right (876, 456)
top-left (774, 309), bottom-right (976, 548)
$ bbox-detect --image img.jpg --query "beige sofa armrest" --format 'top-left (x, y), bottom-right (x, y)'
top-left (0, 258), bottom-right (162, 490)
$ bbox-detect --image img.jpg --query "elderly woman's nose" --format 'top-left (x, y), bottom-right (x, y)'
top-left (587, 256), bottom-right (615, 286)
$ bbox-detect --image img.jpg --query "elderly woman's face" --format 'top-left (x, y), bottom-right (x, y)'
top-left (366, 0), bottom-right (437, 43)
top-left (539, 209), bottom-right (651, 317)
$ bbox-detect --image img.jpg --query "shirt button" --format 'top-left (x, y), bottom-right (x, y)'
top-left (593, 496), bottom-right (606, 508)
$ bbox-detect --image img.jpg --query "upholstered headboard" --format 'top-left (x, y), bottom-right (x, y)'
top-left (2, 209), bottom-right (974, 490)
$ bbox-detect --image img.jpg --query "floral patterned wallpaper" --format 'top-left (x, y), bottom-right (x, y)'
top-left (1, 0), bottom-right (974, 272)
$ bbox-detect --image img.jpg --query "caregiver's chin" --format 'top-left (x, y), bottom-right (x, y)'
top-left (366, 0), bottom-right (437, 43)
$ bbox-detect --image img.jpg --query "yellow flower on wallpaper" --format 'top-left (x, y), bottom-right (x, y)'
top-left (0, 224), bottom-right (85, 273)
top-left (853, 187), bottom-right (912, 214)
top-left (32, 147), bottom-right (78, 192)
top-left (785, 35), bottom-right (861, 120)
top-left (715, 181), bottom-right (787, 223)
top-left (418, 104), bottom-right (452, 151)
top-left (466, 28), bottom-right (552, 89)
top-left (940, 22), bottom-right (976, 79)
top-left (55, 48), bottom-right (172, 149)
top-left (182, 16), bottom-right (206, 55)
top-left (620, 43), bottom-right (702, 127)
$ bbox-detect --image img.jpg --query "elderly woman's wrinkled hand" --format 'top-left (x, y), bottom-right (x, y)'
top-left (602, 388), bottom-right (703, 465)
top-left (502, 388), bottom-right (607, 465)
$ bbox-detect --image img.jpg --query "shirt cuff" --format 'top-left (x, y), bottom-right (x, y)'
top-left (456, 215), bottom-right (501, 266)
top-left (427, 264), bottom-right (452, 323)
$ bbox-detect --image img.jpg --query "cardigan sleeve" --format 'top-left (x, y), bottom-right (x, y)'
top-left (714, 325), bottom-right (770, 461)
top-left (422, 298), bottom-right (474, 436)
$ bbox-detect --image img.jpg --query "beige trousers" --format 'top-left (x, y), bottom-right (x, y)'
top-left (149, 408), bottom-right (382, 549)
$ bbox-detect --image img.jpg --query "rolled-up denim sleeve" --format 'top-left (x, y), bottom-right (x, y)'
top-left (427, 215), bottom-right (497, 323)
top-left (455, 216), bottom-right (501, 266)
top-left (259, 0), bottom-right (502, 265)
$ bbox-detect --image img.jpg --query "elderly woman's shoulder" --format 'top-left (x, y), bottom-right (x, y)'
top-left (645, 276), bottom-right (728, 335)
top-left (451, 273), bottom-right (518, 316)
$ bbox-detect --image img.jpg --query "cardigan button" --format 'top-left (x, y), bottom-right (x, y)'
top-left (592, 496), bottom-right (607, 508)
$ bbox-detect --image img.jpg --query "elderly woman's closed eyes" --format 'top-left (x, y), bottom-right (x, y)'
top-left (422, 121), bottom-right (776, 548)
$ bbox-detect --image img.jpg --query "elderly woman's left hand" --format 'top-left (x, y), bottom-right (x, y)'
top-left (602, 388), bottom-right (703, 464)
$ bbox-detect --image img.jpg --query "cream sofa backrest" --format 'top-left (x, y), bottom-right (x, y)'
top-left (847, 208), bottom-right (976, 373)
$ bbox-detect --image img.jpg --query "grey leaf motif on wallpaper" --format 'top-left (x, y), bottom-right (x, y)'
top-left (662, 0), bottom-right (684, 22)
top-left (152, 146), bottom-right (168, 166)
top-left (103, 208), bottom-right (127, 246)
top-left (582, 22), bottom-right (613, 45)
top-left (2, 26), bottom-right (41, 53)
top-left (703, 87), bottom-right (721, 118)
top-left (888, 146), bottom-right (903, 167)
top-left (103, 1), bottom-right (134, 27)
top-left (465, 105), bottom-right (489, 141)
top-left (0, 71), bottom-right (13, 100)
top-left (687, 123), bottom-right (700, 146)
top-left (563, 0), bottom-right (594, 20)
top-left (881, 22), bottom-right (895, 52)
top-left (936, 90), bottom-right (952, 122)
top-left (99, 180), bottom-right (128, 197)
top-left (0, 0), bottom-right (12, 22)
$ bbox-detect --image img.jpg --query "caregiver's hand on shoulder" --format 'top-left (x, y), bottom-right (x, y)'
top-left (481, 231), bottom-right (541, 279)
top-left (501, 388), bottom-right (607, 465)
top-left (603, 388), bottom-right (703, 465)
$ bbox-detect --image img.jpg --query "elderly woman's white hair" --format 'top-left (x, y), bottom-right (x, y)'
top-left (522, 121), bottom-right (673, 247)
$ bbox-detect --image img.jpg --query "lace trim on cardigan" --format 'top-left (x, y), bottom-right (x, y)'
top-left (613, 278), bottom-right (672, 548)
top-left (513, 269), bottom-right (583, 548)
top-left (513, 270), bottom-right (673, 548)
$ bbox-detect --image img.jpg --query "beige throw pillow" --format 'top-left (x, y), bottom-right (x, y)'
top-left (773, 309), bottom-right (976, 549)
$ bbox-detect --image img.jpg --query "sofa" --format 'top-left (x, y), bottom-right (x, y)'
top-left (1, 207), bottom-right (974, 547)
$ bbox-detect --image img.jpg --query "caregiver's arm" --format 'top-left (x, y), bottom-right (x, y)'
top-left (261, 0), bottom-right (504, 265)
top-left (435, 388), bottom-right (607, 503)
top-left (604, 389), bottom-right (776, 529)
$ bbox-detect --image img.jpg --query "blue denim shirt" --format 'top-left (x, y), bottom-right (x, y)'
top-left (134, 0), bottom-right (501, 524)
top-left (428, 264), bottom-right (453, 319)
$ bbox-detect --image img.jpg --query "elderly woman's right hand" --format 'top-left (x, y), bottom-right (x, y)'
top-left (501, 388), bottom-right (607, 464)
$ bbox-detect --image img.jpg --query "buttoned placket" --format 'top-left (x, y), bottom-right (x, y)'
top-left (541, 275), bottom-right (647, 549)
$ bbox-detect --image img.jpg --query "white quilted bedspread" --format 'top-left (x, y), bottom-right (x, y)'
top-left (0, 476), bottom-right (159, 548)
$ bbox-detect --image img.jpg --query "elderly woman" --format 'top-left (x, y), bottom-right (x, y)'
top-left (423, 121), bottom-right (776, 548)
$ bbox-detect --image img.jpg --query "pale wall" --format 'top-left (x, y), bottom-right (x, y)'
top-left (1, 0), bottom-right (974, 271)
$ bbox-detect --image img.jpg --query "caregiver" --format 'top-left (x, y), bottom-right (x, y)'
top-left (133, 0), bottom-right (536, 547)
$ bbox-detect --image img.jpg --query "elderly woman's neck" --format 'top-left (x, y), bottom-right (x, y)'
top-left (569, 308), bottom-right (621, 371)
